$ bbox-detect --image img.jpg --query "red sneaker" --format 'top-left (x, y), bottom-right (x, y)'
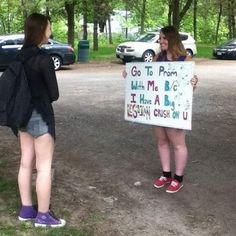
top-left (166, 179), bottom-right (183, 193)
top-left (154, 176), bottom-right (172, 188)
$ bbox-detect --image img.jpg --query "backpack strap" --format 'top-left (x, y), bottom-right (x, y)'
top-left (16, 47), bottom-right (41, 64)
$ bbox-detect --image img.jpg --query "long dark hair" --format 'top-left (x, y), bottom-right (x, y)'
top-left (23, 13), bottom-right (49, 48)
top-left (160, 26), bottom-right (186, 60)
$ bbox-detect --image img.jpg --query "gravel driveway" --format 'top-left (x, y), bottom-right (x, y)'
top-left (0, 59), bottom-right (235, 235)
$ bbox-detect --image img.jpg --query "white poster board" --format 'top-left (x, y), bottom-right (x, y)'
top-left (124, 62), bottom-right (194, 130)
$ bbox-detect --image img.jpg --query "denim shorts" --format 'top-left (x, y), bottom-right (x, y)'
top-left (19, 110), bottom-right (49, 138)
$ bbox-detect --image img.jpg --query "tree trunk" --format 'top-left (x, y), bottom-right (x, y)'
top-left (45, 0), bottom-right (50, 18)
top-left (108, 14), bottom-right (113, 44)
top-left (82, 0), bottom-right (88, 40)
top-left (172, 0), bottom-right (193, 30)
top-left (215, 0), bottom-right (222, 44)
top-left (230, 0), bottom-right (235, 37)
top-left (179, 0), bottom-right (193, 22)
top-left (168, 0), bottom-right (173, 25)
top-left (93, 0), bottom-right (98, 51)
top-left (227, 0), bottom-right (232, 38)
top-left (193, 0), bottom-right (197, 41)
top-left (0, 18), bottom-right (6, 34)
top-left (140, 0), bottom-right (146, 34)
top-left (21, 0), bottom-right (28, 20)
top-left (125, 1), bottom-right (128, 39)
top-left (65, 1), bottom-right (75, 48)
top-left (99, 21), bottom-right (106, 33)
top-left (7, 4), bottom-right (10, 33)
top-left (172, 0), bottom-right (180, 29)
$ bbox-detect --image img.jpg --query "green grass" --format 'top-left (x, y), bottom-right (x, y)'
top-left (0, 176), bottom-right (20, 216)
top-left (75, 44), bottom-right (117, 62)
top-left (0, 225), bottom-right (93, 236)
top-left (196, 43), bottom-right (215, 58)
top-left (75, 43), bottom-right (215, 62)
top-left (0, 161), bottom-right (94, 236)
top-left (89, 45), bottom-right (117, 61)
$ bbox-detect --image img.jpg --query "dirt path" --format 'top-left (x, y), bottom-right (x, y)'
top-left (0, 59), bottom-right (235, 235)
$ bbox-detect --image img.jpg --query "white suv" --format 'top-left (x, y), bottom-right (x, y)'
top-left (116, 31), bottom-right (197, 63)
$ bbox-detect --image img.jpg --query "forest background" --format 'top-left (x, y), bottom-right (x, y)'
top-left (0, 0), bottom-right (235, 56)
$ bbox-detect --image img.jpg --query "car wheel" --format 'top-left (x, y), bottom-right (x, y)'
top-left (51, 55), bottom-right (62, 70)
top-left (186, 49), bottom-right (193, 57)
top-left (142, 50), bottom-right (154, 62)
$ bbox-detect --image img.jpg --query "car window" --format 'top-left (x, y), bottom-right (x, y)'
top-left (41, 41), bottom-right (53, 47)
top-left (16, 38), bottom-right (24, 45)
top-left (227, 40), bottom-right (236, 46)
top-left (4, 39), bottom-right (15, 45)
top-left (180, 34), bottom-right (188, 41)
top-left (136, 33), bottom-right (158, 42)
top-left (220, 39), bottom-right (236, 47)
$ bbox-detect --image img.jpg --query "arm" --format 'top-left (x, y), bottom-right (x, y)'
top-left (191, 75), bottom-right (198, 91)
top-left (185, 55), bottom-right (192, 61)
top-left (41, 55), bottom-right (59, 102)
top-left (122, 69), bottom-right (127, 79)
top-left (153, 54), bottom-right (158, 61)
top-left (184, 55), bottom-right (198, 91)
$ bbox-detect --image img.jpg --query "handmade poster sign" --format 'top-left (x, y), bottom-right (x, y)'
top-left (124, 62), bottom-right (195, 130)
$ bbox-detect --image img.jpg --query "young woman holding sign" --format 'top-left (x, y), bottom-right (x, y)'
top-left (153, 26), bottom-right (198, 193)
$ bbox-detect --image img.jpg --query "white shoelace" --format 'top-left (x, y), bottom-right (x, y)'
top-left (159, 176), bottom-right (167, 180)
top-left (171, 180), bottom-right (178, 187)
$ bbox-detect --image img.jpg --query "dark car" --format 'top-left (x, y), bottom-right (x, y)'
top-left (213, 39), bottom-right (236, 59)
top-left (0, 34), bottom-right (76, 70)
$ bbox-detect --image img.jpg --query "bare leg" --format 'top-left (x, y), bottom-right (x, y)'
top-left (18, 132), bottom-right (35, 206)
top-left (34, 134), bottom-right (54, 213)
top-left (166, 128), bottom-right (188, 176)
top-left (153, 127), bottom-right (171, 172)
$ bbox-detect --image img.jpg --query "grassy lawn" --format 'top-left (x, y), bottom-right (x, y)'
top-left (89, 45), bottom-right (117, 61)
top-left (74, 45), bottom-right (117, 62)
top-left (0, 225), bottom-right (92, 236)
top-left (0, 160), bottom-right (93, 236)
top-left (195, 43), bottom-right (215, 58)
top-left (76, 43), bottom-right (215, 62)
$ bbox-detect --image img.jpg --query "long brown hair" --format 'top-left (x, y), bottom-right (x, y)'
top-left (160, 26), bottom-right (187, 60)
top-left (23, 13), bottom-right (49, 48)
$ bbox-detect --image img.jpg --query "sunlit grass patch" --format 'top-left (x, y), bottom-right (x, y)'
top-left (0, 224), bottom-right (93, 236)
top-left (196, 43), bottom-right (215, 58)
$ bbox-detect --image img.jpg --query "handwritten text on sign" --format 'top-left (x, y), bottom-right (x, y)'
top-left (124, 62), bottom-right (194, 130)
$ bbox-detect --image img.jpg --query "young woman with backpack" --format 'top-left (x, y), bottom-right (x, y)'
top-left (16, 13), bottom-right (65, 227)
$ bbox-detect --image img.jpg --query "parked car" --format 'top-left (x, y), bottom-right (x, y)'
top-left (0, 34), bottom-right (76, 70)
top-left (213, 39), bottom-right (236, 59)
top-left (116, 31), bottom-right (197, 63)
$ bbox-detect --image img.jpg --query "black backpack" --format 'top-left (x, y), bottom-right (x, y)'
top-left (0, 59), bottom-right (32, 129)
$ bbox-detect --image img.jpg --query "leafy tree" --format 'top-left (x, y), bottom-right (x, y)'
top-left (0, 0), bottom-right (24, 34)
top-left (215, 0), bottom-right (223, 44)
top-left (81, 0), bottom-right (88, 40)
top-left (193, 0), bottom-right (197, 41)
top-left (0, 0), bottom-right (235, 47)
top-left (65, 0), bottom-right (76, 47)
top-left (169, 0), bottom-right (193, 30)
top-left (227, 0), bottom-right (235, 38)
